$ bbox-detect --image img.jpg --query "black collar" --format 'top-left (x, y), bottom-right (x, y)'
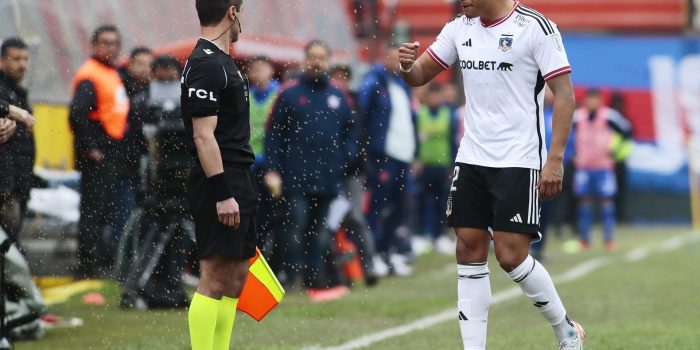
top-left (0, 70), bottom-right (23, 93)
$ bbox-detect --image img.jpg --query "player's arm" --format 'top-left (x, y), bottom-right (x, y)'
top-left (6, 104), bottom-right (35, 131)
top-left (186, 59), bottom-right (240, 229)
top-left (401, 19), bottom-right (459, 87)
top-left (531, 20), bottom-right (575, 201)
top-left (399, 42), bottom-right (446, 87)
top-left (192, 115), bottom-right (240, 229)
top-left (540, 73), bottom-right (575, 201)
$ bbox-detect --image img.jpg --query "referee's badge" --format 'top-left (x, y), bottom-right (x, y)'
top-left (498, 34), bottom-right (514, 52)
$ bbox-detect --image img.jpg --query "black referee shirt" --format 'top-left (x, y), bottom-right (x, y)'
top-left (181, 38), bottom-right (254, 168)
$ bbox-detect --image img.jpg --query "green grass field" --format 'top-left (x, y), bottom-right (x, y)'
top-left (15, 226), bottom-right (700, 350)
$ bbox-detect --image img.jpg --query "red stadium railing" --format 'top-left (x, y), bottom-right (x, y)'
top-left (520, 0), bottom-right (688, 32)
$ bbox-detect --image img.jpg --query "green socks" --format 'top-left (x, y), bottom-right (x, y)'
top-left (212, 296), bottom-right (238, 350)
top-left (188, 293), bottom-right (238, 350)
top-left (189, 292), bottom-right (219, 350)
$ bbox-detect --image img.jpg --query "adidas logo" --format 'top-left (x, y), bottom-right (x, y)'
top-left (458, 311), bottom-right (468, 321)
top-left (510, 213), bottom-right (524, 223)
top-left (462, 39), bottom-right (472, 47)
top-left (533, 301), bottom-right (549, 308)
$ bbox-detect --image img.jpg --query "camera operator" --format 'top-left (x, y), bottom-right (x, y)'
top-left (119, 55), bottom-right (190, 309)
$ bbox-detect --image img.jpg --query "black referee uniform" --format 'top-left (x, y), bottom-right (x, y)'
top-left (181, 38), bottom-right (257, 260)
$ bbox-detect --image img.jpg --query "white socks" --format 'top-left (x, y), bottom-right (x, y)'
top-left (457, 263), bottom-right (491, 350)
top-left (507, 255), bottom-right (577, 342)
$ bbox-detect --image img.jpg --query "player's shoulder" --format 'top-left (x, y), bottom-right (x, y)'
top-left (277, 78), bottom-right (302, 96)
top-left (186, 52), bottom-right (225, 74)
top-left (513, 3), bottom-right (559, 36)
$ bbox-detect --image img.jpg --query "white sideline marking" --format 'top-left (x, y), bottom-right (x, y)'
top-left (312, 233), bottom-right (699, 350)
top-left (625, 246), bottom-right (651, 262)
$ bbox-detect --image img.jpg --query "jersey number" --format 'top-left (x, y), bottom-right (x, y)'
top-left (450, 166), bottom-right (460, 192)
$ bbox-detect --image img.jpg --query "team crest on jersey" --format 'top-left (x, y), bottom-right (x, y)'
top-left (498, 34), bottom-right (514, 52)
top-left (327, 95), bottom-right (341, 109)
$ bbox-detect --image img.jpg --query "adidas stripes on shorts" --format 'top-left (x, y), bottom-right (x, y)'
top-left (446, 163), bottom-right (542, 241)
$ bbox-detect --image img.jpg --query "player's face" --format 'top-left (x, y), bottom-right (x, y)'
top-left (0, 47), bottom-right (29, 83)
top-left (304, 45), bottom-right (330, 79)
top-left (248, 61), bottom-right (274, 86)
top-left (153, 67), bottom-right (180, 83)
top-left (461, 0), bottom-right (482, 19)
top-left (330, 70), bottom-right (349, 90)
top-left (585, 94), bottom-right (602, 111)
top-left (129, 52), bottom-right (153, 83)
top-left (93, 32), bottom-right (122, 65)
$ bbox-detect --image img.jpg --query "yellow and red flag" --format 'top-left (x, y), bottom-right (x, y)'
top-left (237, 248), bottom-right (285, 321)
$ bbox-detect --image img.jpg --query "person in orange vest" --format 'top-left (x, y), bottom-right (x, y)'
top-left (69, 25), bottom-right (130, 278)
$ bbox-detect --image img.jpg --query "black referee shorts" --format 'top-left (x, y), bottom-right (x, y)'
top-left (188, 166), bottom-right (258, 260)
top-left (446, 163), bottom-right (542, 241)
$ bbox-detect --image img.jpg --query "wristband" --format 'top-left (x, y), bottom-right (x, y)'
top-left (208, 172), bottom-right (234, 202)
top-left (399, 63), bottom-right (413, 73)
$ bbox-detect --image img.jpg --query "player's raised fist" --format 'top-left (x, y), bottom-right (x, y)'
top-left (399, 41), bottom-right (420, 71)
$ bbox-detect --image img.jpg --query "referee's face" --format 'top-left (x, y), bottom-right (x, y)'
top-left (229, 5), bottom-right (243, 43)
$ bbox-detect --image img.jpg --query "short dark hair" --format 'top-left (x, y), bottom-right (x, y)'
top-left (330, 64), bottom-right (352, 80)
top-left (91, 25), bottom-right (121, 45)
top-left (586, 87), bottom-right (601, 97)
top-left (249, 55), bottom-right (272, 65)
top-left (1, 37), bottom-right (28, 58)
top-left (130, 46), bottom-right (152, 60)
top-left (426, 82), bottom-right (444, 93)
top-left (304, 40), bottom-right (331, 57)
top-left (152, 55), bottom-right (182, 72)
top-left (196, 0), bottom-right (242, 26)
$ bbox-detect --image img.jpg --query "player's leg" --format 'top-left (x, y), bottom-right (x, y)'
top-left (304, 195), bottom-right (336, 288)
top-left (187, 168), bottom-right (257, 350)
top-left (573, 169), bottom-right (593, 249)
top-left (491, 168), bottom-right (583, 347)
top-left (210, 169), bottom-right (261, 350)
top-left (191, 255), bottom-right (248, 350)
top-left (493, 232), bottom-right (581, 345)
top-left (366, 157), bottom-right (390, 255)
top-left (455, 228), bottom-right (491, 350)
top-left (597, 170), bottom-right (618, 250)
top-left (447, 164), bottom-right (493, 350)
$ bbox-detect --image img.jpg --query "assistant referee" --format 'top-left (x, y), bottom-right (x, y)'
top-left (181, 1), bottom-right (254, 349)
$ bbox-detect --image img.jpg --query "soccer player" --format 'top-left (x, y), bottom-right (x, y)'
top-left (398, 1), bottom-right (584, 349)
top-left (573, 88), bottom-right (631, 251)
top-left (181, 1), bottom-right (253, 349)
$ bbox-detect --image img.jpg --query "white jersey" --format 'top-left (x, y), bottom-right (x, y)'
top-left (427, 1), bottom-right (571, 170)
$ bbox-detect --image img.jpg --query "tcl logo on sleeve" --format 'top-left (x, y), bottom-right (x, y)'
top-left (188, 88), bottom-right (217, 102)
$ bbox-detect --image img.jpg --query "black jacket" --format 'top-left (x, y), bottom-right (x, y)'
top-left (0, 71), bottom-right (35, 194)
top-left (118, 67), bottom-right (148, 100)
